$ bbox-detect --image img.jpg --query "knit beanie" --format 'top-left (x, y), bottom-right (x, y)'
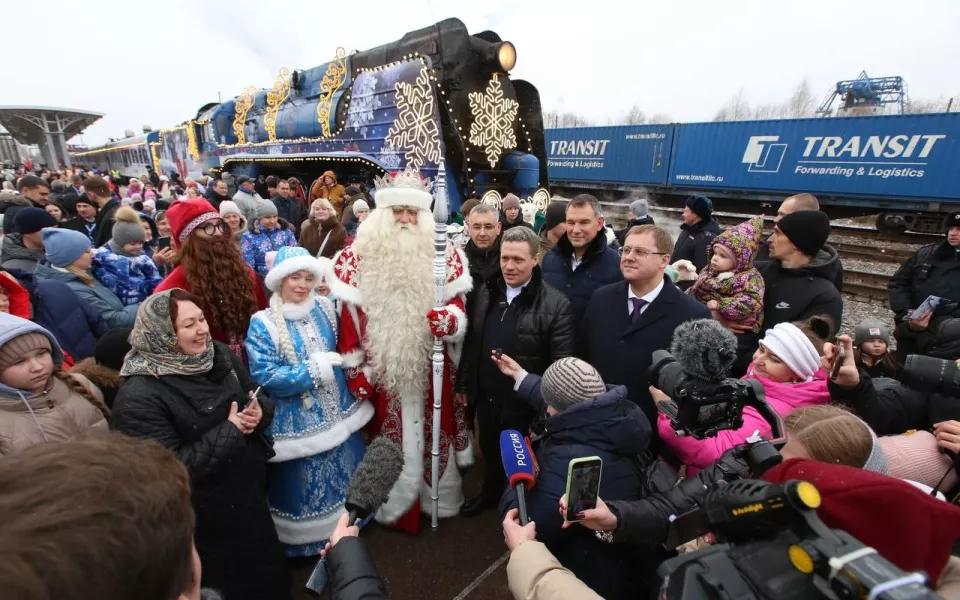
top-left (758, 322), bottom-right (821, 382)
top-left (14, 207), bottom-right (58, 234)
top-left (352, 199), bottom-right (370, 214)
top-left (543, 202), bottom-right (566, 232)
top-left (684, 195), bottom-right (712, 220)
top-left (111, 206), bottom-right (146, 246)
top-left (219, 200), bottom-right (243, 219)
top-left (257, 200), bottom-right (278, 219)
top-left (540, 357), bottom-right (606, 411)
top-left (775, 210), bottom-right (830, 257)
top-left (0, 332), bottom-right (52, 373)
top-left (629, 198), bottom-right (649, 218)
top-left (854, 318), bottom-right (891, 347)
top-left (878, 431), bottom-right (959, 490)
top-left (41, 228), bottom-right (92, 268)
top-left (502, 194), bottom-right (521, 210)
top-left (94, 327), bottom-right (133, 372)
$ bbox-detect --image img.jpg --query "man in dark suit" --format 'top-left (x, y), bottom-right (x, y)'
top-left (580, 224), bottom-right (711, 439)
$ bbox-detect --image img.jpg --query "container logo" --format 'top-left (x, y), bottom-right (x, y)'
top-left (742, 136), bottom-right (787, 173)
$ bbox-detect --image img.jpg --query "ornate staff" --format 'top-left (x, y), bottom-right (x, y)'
top-left (430, 158), bottom-right (449, 530)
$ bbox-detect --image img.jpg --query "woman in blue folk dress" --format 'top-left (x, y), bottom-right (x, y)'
top-left (245, 246), bottom-right (374, 557)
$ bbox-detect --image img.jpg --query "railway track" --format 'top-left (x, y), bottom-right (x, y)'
top-left (843, 269), bottom-right (891, 303)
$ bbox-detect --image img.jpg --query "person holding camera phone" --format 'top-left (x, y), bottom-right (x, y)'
top-left (494, 355), bottom-right (662, 600)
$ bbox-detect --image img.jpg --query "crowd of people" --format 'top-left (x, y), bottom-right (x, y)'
top-left (2, 158), bottom-right (960, 600)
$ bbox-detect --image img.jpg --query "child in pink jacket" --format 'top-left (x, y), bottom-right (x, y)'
top-left (657, 321), bottom-right (831, 471)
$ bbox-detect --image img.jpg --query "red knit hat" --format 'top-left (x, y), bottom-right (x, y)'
top-left (763, 458), bottom-right (960, 581)
top-left (165, 198), bottom-right (220, 246)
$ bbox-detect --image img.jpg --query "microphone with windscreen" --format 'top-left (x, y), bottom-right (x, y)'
top-left (304, 436), bottom-right (404, 597)
top-left (500, 429), bottom-right (537, 525)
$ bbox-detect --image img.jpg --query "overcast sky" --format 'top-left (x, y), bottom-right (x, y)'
top-left (5, 0), bottom-right (958, 145)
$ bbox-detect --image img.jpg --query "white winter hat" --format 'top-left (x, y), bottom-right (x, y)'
top-left (758, 322), bottom-right (821, 382)
top-left (219, 200), bottom-right (242, 218)
top-left (264, 246), bottom-right (326, 292)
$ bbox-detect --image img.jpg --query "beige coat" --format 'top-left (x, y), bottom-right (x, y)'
top-left (507, 541), bottom-right (603, 600)
top-left (0, 375), bottom-right (108, 456)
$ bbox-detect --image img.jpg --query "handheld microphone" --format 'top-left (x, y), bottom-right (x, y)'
top-left (500, 429), bottom-right (537, 525)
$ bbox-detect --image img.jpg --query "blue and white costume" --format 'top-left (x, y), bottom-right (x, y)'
top-left (245, 246), bottom-right (374, 557)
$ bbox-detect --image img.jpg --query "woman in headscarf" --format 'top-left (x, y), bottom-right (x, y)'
top-left (112, 289), bottom-right (291, 600)
top-left (245, 246), bottom-right (373, 557)
top-left (298, 197), bottom-right (347, 259)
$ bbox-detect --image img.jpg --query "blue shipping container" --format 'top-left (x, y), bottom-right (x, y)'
top-left (546, 125), bottom-right (673, 186)
top-left (668, 114), bottom-right (960, 203)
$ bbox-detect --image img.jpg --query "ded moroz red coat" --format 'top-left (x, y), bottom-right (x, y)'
top-left (330, 242), bottom-right (474, 533)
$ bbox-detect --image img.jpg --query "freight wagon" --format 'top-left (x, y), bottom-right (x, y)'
top-left (546, 113), bottom-right (960, 233)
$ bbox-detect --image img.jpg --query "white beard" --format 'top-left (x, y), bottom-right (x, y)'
top-left (353, 208), bottom-right (436, 405)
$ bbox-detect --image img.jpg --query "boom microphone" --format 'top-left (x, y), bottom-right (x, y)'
top-left (500, 429), bottom-right (537, 525)
top-left (345, 436), bottom-right (405, 525)
top-left (667, 319), bottom-right (739, 382)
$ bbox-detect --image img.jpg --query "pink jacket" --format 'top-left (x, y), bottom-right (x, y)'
top-left (657, 366), bottom-right (831, 471)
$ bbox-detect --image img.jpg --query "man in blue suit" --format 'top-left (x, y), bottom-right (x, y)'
top-left (579, 224), bottom-right (710, 444)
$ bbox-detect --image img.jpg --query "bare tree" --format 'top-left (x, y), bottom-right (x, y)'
top-left (905, 96), bottom-right (953, 114)
top-left (621, 105), bottom-right (648, 125)
top-left (784, 79), bottom-right (816, 118)
top-left (543, 110), bottom-right (595, 128)
top-left (754, 103), bottom-right (784, 120)
top-left (647, 113), bottom-right (673, 124)
top-left (714, 89), bottom-right (752, 121)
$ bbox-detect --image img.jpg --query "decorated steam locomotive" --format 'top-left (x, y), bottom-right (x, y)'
top-left (71, 18), bottom-right (550, 213)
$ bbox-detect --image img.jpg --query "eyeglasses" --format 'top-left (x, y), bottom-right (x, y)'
top-left (619, 247), bottom-right (669, 258)
top-left (470, 224), bottom-right (498, 232)
top-left (201, 221), bottom-right (230, 236)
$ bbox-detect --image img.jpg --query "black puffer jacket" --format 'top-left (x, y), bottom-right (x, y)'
top-left (670, 217), bottom-right (721, 272)
top-left (463, 237), bottom-right (501, 314)
top-left (895, 302), bottom-right (960, 361)
top-left (456, 268), bottom-right (576, 414)
top-left (112, 342), bottom-right (291, 600)
top-left (758, 246), bottom-right (843, 332)
top-left (890, 240), bottom-right (960, 322)
top-left (327, 537), bottom-right (388, 600)
top-left (756, 238), bottom-right (845, 292)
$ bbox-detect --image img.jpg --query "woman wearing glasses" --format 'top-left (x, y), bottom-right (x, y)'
top-left (153, 198), bottom-right (269, 360)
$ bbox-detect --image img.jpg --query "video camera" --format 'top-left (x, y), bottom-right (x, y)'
top-left (650, 349), bottom-right (786, 475)
top-left (658, 479), bottom-right (940, 600)
top-left (902, 354), bottom-right (960, 397)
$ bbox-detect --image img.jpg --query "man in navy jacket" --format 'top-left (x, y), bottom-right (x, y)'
top-left (579, 225), bottom-right (710, 440)
top-left (541, 195), bottom-right (622, 326)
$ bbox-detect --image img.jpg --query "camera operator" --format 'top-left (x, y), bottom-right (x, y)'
top-left (494, 356), bottom-right (664, 600)
top-left (654, 318), bottom-right (831, 472)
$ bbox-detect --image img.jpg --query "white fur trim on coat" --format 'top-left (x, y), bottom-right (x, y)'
top-left (420, 445), bottom-right (465, 518)
top-left (264, 255), bottom-right (326, 292)
top-left (272, 508), bottom-right (345, 546)
top-left (328, 248), bottom-right (362, 306)
top-left (341, 349), bottom-right (365, 369)
top-left (308, 351), bottom-right (336, 385)
top-left (376, 392), bottom-right (425, 524)
top-left (442, 303), bottom-right (468, 344)
top-left (270, 401), bottom-right (374, 463)
top-left (443, 247), bottom-right (473, 302)
top-left (456, 437), bottom-right (475, 468)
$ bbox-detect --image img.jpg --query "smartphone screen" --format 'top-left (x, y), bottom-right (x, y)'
top-left (565, 457), bottom-right (602, 522)
top-left (157, 236), bottom-right (171, 250)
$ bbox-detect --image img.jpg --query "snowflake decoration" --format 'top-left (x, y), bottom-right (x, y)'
top-left (385, 64), bottom-right (442, 171)
top-left (377, 143), bottom-right (402, 170)
top-left (468, 74), bottom-right (519, 168)
top-left (347, 73), bottom-right (381, 131)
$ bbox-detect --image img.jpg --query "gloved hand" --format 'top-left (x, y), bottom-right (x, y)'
top-left (426, 307), bottom-right (456, 337)
top-left (325, 352), bottom-right (344, 367)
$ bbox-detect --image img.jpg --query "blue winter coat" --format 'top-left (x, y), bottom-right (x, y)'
top-left (541, 232), bottom-right (623, 326)
top-left (241, 221), bottom-right (298, 276)
top-left (5, 268), bottom-right (108, 360)
top-left (92, 244), bottom-right (163, 306)
top-left (500, 376), bottom-right (658, 600)
top-left (34, 263), bottom-right (138, 329)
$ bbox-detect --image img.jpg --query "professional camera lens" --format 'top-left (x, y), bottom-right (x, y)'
top-left (902, 355), bottom-right (960, 396)
top-left (649, 350), bottom-right (683, 399)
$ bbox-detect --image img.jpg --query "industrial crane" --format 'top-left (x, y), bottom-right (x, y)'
top-left (816, 71), bottom-right (909, 117)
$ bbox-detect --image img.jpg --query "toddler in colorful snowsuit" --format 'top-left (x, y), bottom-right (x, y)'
top-left (687, 216), bottom-right (765, 332)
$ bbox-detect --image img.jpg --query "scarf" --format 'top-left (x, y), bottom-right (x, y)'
top-left (109, 239), bottom-right (138, 258)
top-left (120, 290), bottom-right (215, 378)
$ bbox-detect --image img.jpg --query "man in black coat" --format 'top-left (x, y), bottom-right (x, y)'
top-left (462, 203), bottom-right (502, 312)
top-left (271, 178), bottom-right (303, 238)
top-left (86, 176), bottom-right (122, 248)
top-left (59, 195), bottom-right (99, 241)
top-left (580, 224), bottom-right (711, 439)
top-left (456, 226), bottom-right (576, 516)
top-left (890, 211), bottom-right (960, 326)
top-left (204, 178), bottom-right (232, 211)
top-left (755, 193), bottom-right (844, 292)
top-left (58, 174), bottom-right (84, 217)
top-left (670, 194), bottom-right (721, 272)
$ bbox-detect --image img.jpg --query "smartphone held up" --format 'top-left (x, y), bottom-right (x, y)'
top-left (564, 456), bottom-right (603, 523)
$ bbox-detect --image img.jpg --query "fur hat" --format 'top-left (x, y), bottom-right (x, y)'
top-left (854, 318), bottom-right (891, 347)
top-left (669, 319), bottom-right (738, 380)
top-left (758, 322), bottom-right (821, 382)
top-left (946, 212), bottom-right (960, 230)
top-left (111, 206), bottom-right (146, 246)
top-left (540, 357), bottom-right (606, 411)
top-left (775, 211), bottom-right (830, 257)
top-left (165, 198), bottom-right (220, 244)
top-left (264, 246), bottom-right (326, 292)
top-left (685, 195), bottom-right (712, 220)
top-left (372, 170), bottom-right (432, 212)
top-left (629, 198), bottom-right (649, 218)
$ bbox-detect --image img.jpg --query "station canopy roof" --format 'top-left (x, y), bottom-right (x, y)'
top-left (0, 106), bottom-right (104, 145)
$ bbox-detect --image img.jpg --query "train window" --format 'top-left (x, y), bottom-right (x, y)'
top-left (203, 122), bottom-right (214, 144)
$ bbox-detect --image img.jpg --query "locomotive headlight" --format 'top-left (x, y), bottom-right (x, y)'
top-left (498, 42), bottom-right (517, 72)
